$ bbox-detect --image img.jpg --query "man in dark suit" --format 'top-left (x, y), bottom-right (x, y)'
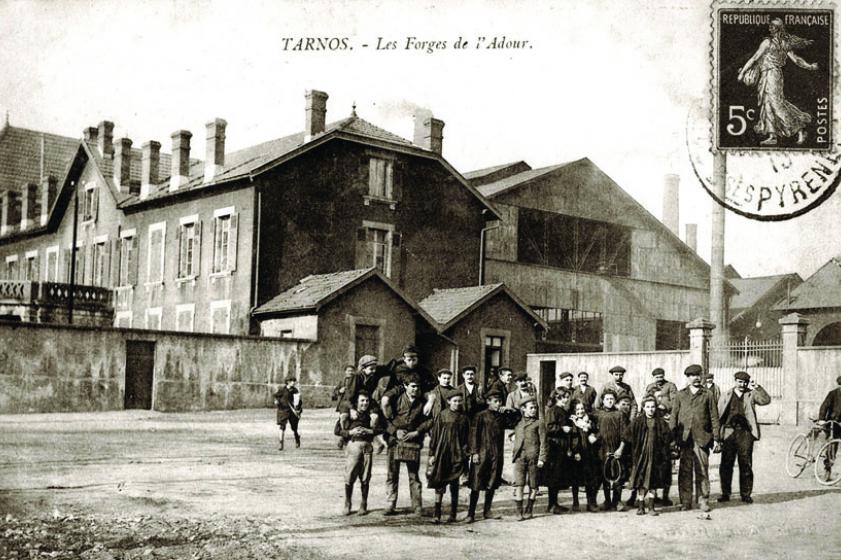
top-left (717, 371), bottom-right (771, 504)
top-left (669, 364), bottom-right (721, 512)
top-left (818, 376), bottom-right (841, 479)
top-left (572, 371), bottom-right (597, 412)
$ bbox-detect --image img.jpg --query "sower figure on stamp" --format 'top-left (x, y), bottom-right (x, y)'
top-left (669, 364), bottom-right (721, 512)
top-left (717, 371), bottom-right (771, 504)
top-left (427, 390), bottom-right (469, 524)
top-left (382, 373), bottom-right (433, 517)
top-left (337, 390), bottom-right (380, 516)
top-left (738, 18), bottom-right (818, 146)
top-left (466, 389), bottom-right (518, 522)
top-left (274, 376), bottom-right (302, 451)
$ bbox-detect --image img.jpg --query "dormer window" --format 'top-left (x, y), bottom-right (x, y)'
top-left (80, 183), bottom-right (98, 223)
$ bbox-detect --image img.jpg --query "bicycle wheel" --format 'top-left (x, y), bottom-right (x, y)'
top-left (785, 434), bottom-right (811, 478)
top-left (815, 439), bottom-right (841, 486)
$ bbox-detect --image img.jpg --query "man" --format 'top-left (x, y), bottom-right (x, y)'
top-left (704, 372), bottom-right (721, 405)
top-left (645, 368), bottom-right (678, 415)
top-left (424, 368), bottom-right (457, 418)
top-left (597, 366), bottom-right (638, 419)
top-left (547, 371), bottom-right (574, 411)
top-left (488, 367), bottom-right (514, 405)
top-left (571, 371), bottom-right (597, 412)
top-left (669, 364), bottom-right (721, 512)
top-left (458, 365), bottom-right (485, 418)
top-left (506, 372), bottom-right (534, 412)
top-left (818, 376), bottom-right (841, 480)
top-left (382, 373), bottom-right (433, 516)
top-left (274, 376), bottom-right (303, 450)
top-left (717, 371), bottom-right (771, 504)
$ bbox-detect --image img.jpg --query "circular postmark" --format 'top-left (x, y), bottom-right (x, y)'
top-left (686, 98), bottom-right (841, 221)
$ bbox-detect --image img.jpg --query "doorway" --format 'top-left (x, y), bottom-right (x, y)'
top-left (125, 340), bottom-right (155, 410)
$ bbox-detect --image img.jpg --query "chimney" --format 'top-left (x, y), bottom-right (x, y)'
top-left (204, 118), bottom-right (227, 182)
top-left (304, 90), bottom-right (328, 141)
top-left (97, 120), bottom-right (114, 158)
top-left (140, 140), bottom-right (161, 199)
top-left (113, 137), bottom-right (133, 194)
top-left (39, 176), bottom-right (57, 226)
top-left (0, 190), bottom-right (21, 236)
top-left (20, 182), bottom-right (40, 231)
top-left (413, 113), bottom-right (445, 155)
top-left (662, 173), bottom-right (680, 235)
top-left (169, 130), bottom-right (192, 192)
top-left (685, 223), bottom-right (698, 252)
top-left (83, 126), bottom-right (98, 144)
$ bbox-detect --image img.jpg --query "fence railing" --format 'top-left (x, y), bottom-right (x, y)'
top-left (0, 280), bottom-right (112, 309)
top-left (708, 337), bottom-right (784, 398)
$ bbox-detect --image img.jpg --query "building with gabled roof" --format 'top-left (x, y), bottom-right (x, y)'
top-left (728, 273), bottom-right (802, 340)
top-left (470, 157), bottom-right (734, 352)
top-left (774, 257), bottom-right (841, 345)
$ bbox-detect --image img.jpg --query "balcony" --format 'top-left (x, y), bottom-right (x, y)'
top-left (0, 280), bottom-right (113, 326)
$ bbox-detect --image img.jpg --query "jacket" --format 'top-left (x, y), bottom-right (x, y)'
top-left (669, 386), bottom-right (721, 448)
top-left (511, 416), bottom-right (547, 463)
top-left (717, 386), bottom-right (771, 441)
top-left (819, 387), bottom-right (841, 423)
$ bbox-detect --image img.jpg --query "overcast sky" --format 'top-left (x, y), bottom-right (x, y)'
top-left (0, 0), bottom-right (836, 280)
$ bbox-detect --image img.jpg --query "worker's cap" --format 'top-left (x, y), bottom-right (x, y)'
top-left (444, 389), bottom-right (463, 401)
top-left (436, 368), bottom-right (454, 377)
top-left (485, 390), bottom-right (504, 402)
top-left (684, 364), bottom-right (703, 376)
top-left (651, 367), bottom-right (665, 376)
top-left (402, 344), bottom-right (419, 356)
top-left (513, 372), bottom-right (529, 382)
top-left (734, 371), bottom-right (751, 382)
top-left (285, 376), bottom-right (297, 383)
top-left (519, 396), bottom-right (537, 407)
top-left (358, 355), bottom-right (378, 369)
top-left (616, 394), bottom-right (632, 403)
top-left (558, 371), bottom-right (574, 380)
top-left (609, 365), bottom-right (626, 374)
top-left (460, 365), bottom-right (478, 374)
top-left (577, 371), bottom-right (589, 378)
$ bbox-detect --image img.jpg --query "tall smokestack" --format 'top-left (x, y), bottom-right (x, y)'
top-left (662, 173), bottom-right (680, 235)
top-left (685, 223), bottom-right (698, 252)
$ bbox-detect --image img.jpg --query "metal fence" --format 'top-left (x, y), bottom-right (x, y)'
top-left (707, 337), bottom-right (784, 398)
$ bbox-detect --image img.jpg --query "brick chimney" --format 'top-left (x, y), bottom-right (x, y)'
top-left (83, 126), bottom-right (98, 144)
top-left (97, 120), bottom-right (114, 158)
top-left (413, 113), bottom-right (444, 155)
top-left (39, 175), bottom-right (57, 226)
top-left (113, 137), bottom-right (133, 194)
top-left (20, 182), bottom-right (40, 231)
top-left (304, 90), bottom-right (328, 141)
top-left (140, 140), bottom-right (160, 199)
top-left (0, 190), bottom-right (21, 236)
top-left (662, 173), bottom-right (679, 235)
top-left (169, 130), bottom-right (192, 192)
top-left (204, 118), bottom-right (227, 182)
top-left (685, 223), bottom-right (698, 252)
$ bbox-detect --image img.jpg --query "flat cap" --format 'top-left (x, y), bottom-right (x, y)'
top-left (577, 371), bottom-right (590, 378)
top-left (609, 365), bottom-right (626, 373)
top-left (358, 355), bottom-right (378, 369)
top-left (519, 395), bottom-right (536, 407)
top-left (684, 364), bottom-right (703, 376)
top-left (460, 365), bottom-right (478, 374)
top-left (486, 390), bottom-right (505, 401)
top-left (444, 388), bottom-right (463, 400)
top-left (703, 372), bottom-right (715, 380)
top-left (402, 344), bottom-right (419, 355)
top-left (734, 371), bottom-right (751, 382)
top-left (652, 367), bottom-right (665, 376)
top-left (617, 394), bottom-right (632, 402)
top-left (513, 372), bottom-right (529, 382)
top-left (436, 368), bottom-right (454, 377)
top-left (559, 371), bottom-right (574, 380)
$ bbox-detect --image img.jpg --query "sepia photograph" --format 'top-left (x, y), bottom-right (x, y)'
top-left (0, 1), bottom-right (839, 558)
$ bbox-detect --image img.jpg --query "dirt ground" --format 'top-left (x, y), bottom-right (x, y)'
top-left (1, 408), bottom-right (839, 560)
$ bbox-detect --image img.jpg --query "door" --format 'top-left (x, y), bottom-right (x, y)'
top-left (125, 340), bottom-right (155, 410)
top-left (539, 360), bottom-right (557, 409)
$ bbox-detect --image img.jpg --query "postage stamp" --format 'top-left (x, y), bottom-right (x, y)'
top-left (715, 6), bottom-right (833, 151)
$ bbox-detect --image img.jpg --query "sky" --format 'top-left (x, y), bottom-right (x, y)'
top-left (0, 0), bottom-right (837, 281)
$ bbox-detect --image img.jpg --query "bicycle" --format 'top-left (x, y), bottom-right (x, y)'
top-left (785, 418), bottom-right (841, 486)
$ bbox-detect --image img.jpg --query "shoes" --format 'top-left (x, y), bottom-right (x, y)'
top-left (717, 495), bottom-right (730, 503)
top-left (616, 502), bottom-right (626, 512)
top-left (413, 506), bottom-right (424, 518)
top-left (571, 503), bottom-right (580, 512)
top-left (295, 437), bottom-right (301, 449)
top-left (660, 498), bottom-right (673, 507)
top-left (337, 440), bottom-right (345, 450)
top-left (382, 503), bottom-right (397, 516)
top-left (741, 496), bottom-right (753, 504)
top-left (465, 515), bottom-right (476, 523)
top-left (586, 503), bottom-right (598, 513)
top-left (699, 499), bottom-right (711, 513)
top-left (278, 442), bottom-right (284, 451)
top-left (680, 504), bottom-right (692, 511)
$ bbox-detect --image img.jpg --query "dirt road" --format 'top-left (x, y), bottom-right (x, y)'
top-left (1, 409), bottom-right (839, 559)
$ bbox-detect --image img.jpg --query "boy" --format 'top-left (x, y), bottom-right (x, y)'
top-left (427, 391), bottom-right (469, 523)
top-left (380, 344), bottom-right (435, 414)
top-left (333, 365), bottom-right (356, 449)
top-left (424, 368), bottom-right (457, 418)
top-left (572, 371), bottom-right (597, 412)
top-left (274, 376), bottom-right (302, 450)
top-left (511, 396), bottom-right (546, 520)
top-left (466, 390), bottom-right (517, 521)
top-left (337, 391), bottom-right (380, 516)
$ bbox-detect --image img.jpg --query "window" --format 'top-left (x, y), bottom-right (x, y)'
top-left (368, 158), bottom-right (393, 199)
top-left (23, 251), bottom-right (38, 281)
top-left (210, 300), bottom-right (231, 334)
top-left (280, 329), bottom-right (294, 338)
top-left (5, 255), bottom-right (18, 280)
top-left (177, 216), bottom-right (201, 279)
top-left (80, 183), bottom-right (98, 222)
top-left (534, 307), bottom-right (604, 352)
top-left (118, 234), bottom-right (137, 287)
top-left (64, 245), bottom-right (85, 284)
top-left (176, 303), bottom-right (195, 332)
top-left (212, 208), bottom-right (238, 274)
top-left (114, 311), bottom-right (132, 328)
top-left (517, 207), bottom-right (632, 276)
top-left (147, 222), bottom-right (166, 284)
top-left (366, 228), bottom-right (390, 274)
top-left (91, 240), bottom-right (108, 286)
top-left (145, 307), bottom-right (162, 330)
top-left (656, 320), bottom-right (690, 350)
top-left (45, 246), bottom-right (58, 282)
top-left (354, 324), bottom-right (381, 363)
top-left (483, 335), bottom-right (504, 380)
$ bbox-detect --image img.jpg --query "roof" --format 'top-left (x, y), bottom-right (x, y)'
top-left (729, 273), bottom-right (802, 313)
top-left (725, 264), bottom-right (742, 279)
top-left (418, 283), bottom-right (548, 332)
top-left (773, 258), bottom-right (841, 311)
top-left (463, 161), bottom-right (532, 186)
top-left (0, 125), bottom-right (79, 193)
top-left (252, 268), bottom-right (438, 329)
top-left (476, 162), bottom-right (577, 198)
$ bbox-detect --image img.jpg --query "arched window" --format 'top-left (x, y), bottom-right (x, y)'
top-left (813, 322), bottom-right (841, 346)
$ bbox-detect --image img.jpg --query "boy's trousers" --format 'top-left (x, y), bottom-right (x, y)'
top-left (345, 441), bottom-right (373, 484)
top-left (386, 445), bottom-right (422, 508)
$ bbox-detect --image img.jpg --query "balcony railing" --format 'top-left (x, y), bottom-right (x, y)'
top-left (0, 280), bottom-right (113, 309)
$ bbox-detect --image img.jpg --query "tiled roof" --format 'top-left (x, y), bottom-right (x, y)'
top-left (418, 284), bottom-right (501, 326)
top-left (120, 116), bottom-right (414, 206)
top-left (476, 161), bottom-right (578, 198)
top-left (463, 161), bottom-right (531, 181)
top-left (729, 274), bottom-right (801, 312)
top-left (774, 258), bottom-right (841, 311)
top-left (0, 125), bottom-right (79, 193)
top-left (253, 269), bottom-right (375, 315)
